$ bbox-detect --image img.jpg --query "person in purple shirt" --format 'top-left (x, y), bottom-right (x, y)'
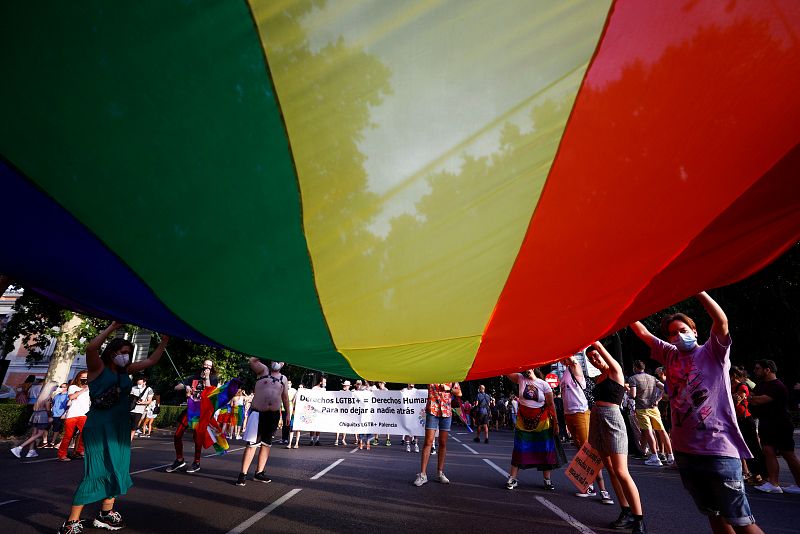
top-left (630, 291), bottom-right (763, 534)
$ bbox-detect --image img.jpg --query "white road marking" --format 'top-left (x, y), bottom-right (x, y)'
top-left (349, 447), bottom-right (359, 454)
top-left (482, 458), bottom-right (510, 478)
top-left (204, 446), bottom-right (246, 458)
top-left (225, 488), bottom-right (302, 534)
top-left (130, 446), bottom-right (247, 475)
top-left (0, 500), bottom-right (20, 507)
top-left (451, 436), bottom-right (461, 442)
top-left (23, 447), bottom-right (140, 464)
top-left (461, 443), bottom-right (479, 455)
top-left (480, 457), bottom-right (596, 534)
top-left (131, 463), bottom-right (173, 475)
top-left (535, 496), bottom-right (598, 534)
top-left (311, 458), bottom-right (345, 480)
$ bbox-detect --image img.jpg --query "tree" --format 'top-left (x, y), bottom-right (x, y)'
top-left (0, 289), bottom-right (101, 384)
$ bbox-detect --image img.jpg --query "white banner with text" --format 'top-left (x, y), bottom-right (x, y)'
top-left (292, 389), bottom-right (429, 436)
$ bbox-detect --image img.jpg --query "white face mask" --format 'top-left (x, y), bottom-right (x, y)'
top-left (675, 332), bottom-right (698, 352)
top-left (270, 362), bottom-right (284, 371)
top-left (113, 353), bottom-right (130, 367)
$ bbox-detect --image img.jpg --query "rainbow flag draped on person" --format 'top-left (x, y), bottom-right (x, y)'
top-left (231, 404), bottom-right (245, 428)
top-left (187, 379), bottom-right (240, 454)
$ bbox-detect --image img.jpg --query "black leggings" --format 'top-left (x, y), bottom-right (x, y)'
top-left (738, 416), bottom-right (766, 477)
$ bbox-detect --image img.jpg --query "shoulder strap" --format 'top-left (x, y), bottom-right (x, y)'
top-left (567, 366), bottom-right (586, 392)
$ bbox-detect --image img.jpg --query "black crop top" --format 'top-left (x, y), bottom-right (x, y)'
top-left (593, 378), bottom-right (626, 405)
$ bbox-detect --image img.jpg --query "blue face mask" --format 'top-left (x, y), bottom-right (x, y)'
top-left (675, 332), bottom-right (697, 352)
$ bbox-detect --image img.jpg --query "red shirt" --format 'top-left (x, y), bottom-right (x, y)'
top-left (733, 382), bottom-right (751, 418)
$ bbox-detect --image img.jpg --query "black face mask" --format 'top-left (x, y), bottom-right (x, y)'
top-left (80, 379), bottom-right (88, 385)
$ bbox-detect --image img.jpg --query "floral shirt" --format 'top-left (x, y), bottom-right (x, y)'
top-left (427, 383), bottom-right (460, 417)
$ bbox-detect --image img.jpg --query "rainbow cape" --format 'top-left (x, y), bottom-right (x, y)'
top-left (231, 404), bottom-right (245, 428)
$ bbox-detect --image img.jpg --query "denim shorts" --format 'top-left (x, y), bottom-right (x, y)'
top-left (425, 413), bottom-right (452, 432)
top-left (675, 453), bottom-right (755, 526)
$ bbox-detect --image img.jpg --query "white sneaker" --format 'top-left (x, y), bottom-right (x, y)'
top-left (644, 454), bottom-right (663, 467)
top-left (600, 490), bottom-right (615, 505)
top-left (780, 484), bottom-right (800, 495)
top-left (576, 485), bottom-right (596, 497)
top-left (26, 449), bottom-right (38, 458)
top-left (10, 446), bottom-right (22, 458)
top-left (506, 477), bottom-right (518, 490)
top-left (755, 482), bottom-right (783, 494)
top-left (406, 443), bottom-right (411, 453)
top-left (413, 473), bottom-right (428, 487)
top-left (438, 471), bottom-right (450, 484)
top-left (413, 443), bottom-right (419, 453)
top-left (431, 447), bottom-right (437, 455)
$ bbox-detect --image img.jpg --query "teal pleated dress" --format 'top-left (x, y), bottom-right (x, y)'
top-left (73, 367), bottom-right (133, 505)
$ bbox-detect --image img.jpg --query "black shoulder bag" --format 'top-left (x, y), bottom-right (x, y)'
top-left (91, 373), bottom-right (122, 410)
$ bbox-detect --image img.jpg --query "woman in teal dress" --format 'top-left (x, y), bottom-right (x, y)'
top-left (59, 321), bottom-right (169, 534)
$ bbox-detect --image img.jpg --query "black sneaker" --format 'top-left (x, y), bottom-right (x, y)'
top-left (473, 437), bottom-right (480, 442)
top-left (632, 518), bottom-right (647, 534)
top-left (543, 479), bottom-right (555, 491)
top-left (57, 520), bottom-right (84, 534)
top-left (314, 440), bottom-right (321, 446)
top-left (186, 461), bottom-right (201, 473)
top-left (484, 438), bottom-right (489, 444)
top-left (235, 473), bottom-right (247, 486)
top-left (165, 459), bottom-right (186, 473)
top-left (93, 510), bottom-right (124, 531)
top-left (254, 471), bottom-right (272, 483)
top-left (610, 510), bottom-right (635, 530)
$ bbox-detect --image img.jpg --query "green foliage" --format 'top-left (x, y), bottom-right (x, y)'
top-left (0, 404), bottom-right (30, 437)
top-left (0, 290), bottom-right (101, 364)
top-left (144, 337), bottom-right (254, 404)
top-left (152, 405), bottom-right (185, 429)
top-left (621, 244), bottom-right (800, 384)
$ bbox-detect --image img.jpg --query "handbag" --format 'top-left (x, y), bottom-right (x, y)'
top-left (91, 373), bottom-right (122, 410)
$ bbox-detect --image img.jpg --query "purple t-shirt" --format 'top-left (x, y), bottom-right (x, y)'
top-left (651, 332), bottom-right (750, 458)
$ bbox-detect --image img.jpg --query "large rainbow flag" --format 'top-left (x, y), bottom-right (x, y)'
top-left (2, 1), bottom-right (799, 382)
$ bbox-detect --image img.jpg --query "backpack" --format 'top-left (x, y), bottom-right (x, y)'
top-left (477, 392), bottom-right (490, 414)
top-left (152, 402), bottom-right (161, 415)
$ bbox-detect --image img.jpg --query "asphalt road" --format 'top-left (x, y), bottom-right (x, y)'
top-left (1, 428), bottom-right (799, 533)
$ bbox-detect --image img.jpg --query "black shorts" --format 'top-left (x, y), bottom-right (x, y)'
top-left (474, 411), bottom-right (489, 426)
top-left (248, 410), bottom-right (281, 447)
top-left (130, 412), bottom-right (144, 430)
top-left (758, 419), bottom-right (795, 451)
top-left (51, 418), bottom-right (65, 433)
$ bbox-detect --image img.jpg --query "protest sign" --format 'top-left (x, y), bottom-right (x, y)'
top-left (291, 389), bottom-right (428, 436)
top-left (565, 441), bottom-right (603, 493)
